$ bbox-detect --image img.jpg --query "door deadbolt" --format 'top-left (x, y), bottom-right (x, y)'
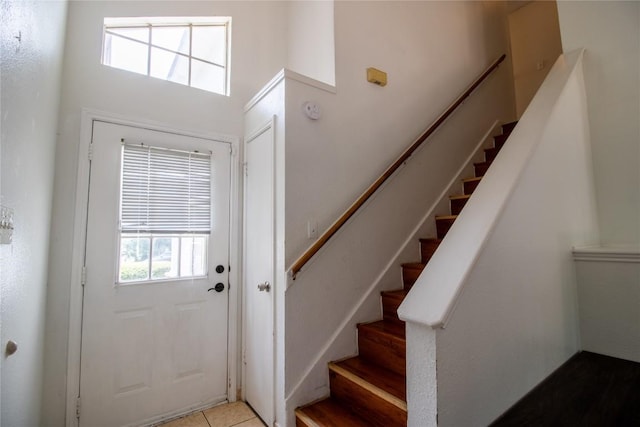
top-left (215, 265), bottom-right (225, 273)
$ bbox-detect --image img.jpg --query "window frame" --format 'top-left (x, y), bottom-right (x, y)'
top-left (117, 233), bottom-right (209, 284)
top-left (116, 141), bottom-right (215, 285)
top-left (102, 16), bottom-right (232, 96)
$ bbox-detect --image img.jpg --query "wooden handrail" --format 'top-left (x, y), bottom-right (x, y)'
top-left (290, 54), bottom-right (506, 279)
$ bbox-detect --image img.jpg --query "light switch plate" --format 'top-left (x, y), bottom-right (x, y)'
top-left (307, 220), bottom-right (318, 239)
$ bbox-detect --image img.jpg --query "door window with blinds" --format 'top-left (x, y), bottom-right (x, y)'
top-left (118, 142), bottom-right (212, 283)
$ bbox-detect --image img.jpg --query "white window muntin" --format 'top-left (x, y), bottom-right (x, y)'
top-left (102, 17), bottom-right (231, 95)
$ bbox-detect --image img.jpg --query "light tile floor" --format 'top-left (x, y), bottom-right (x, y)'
top-left (157, 402), bottom-right (266, 427)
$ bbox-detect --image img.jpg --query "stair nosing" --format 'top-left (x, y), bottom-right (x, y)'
top-left (419, 237), bottom-right (442, 243)
top-left (328, 362), bottom-right (407, 412)
top-left (449, 194), bottom-right (471, 201)
top-left (462, 176), bottom-right (482, 183)
top-left (402, 262), bottom-right (426, 268)
top-left (381, 289), bottom-right (408, 297)
top-left (436, 214), bottom-right (458, 220)
top-left (295, 408), bottom-right (322, 427)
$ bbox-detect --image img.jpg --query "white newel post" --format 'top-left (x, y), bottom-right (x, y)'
top-left (405, 322), bottom-right (438, 427)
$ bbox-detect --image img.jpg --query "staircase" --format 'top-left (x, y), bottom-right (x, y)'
top-left (295, 122), bottom-right (517, 427)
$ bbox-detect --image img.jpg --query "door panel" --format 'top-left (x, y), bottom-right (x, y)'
top-left (113, 308), bottom-right (153, 396)
top-left (80, 121), bottom-right (231, 426)
top-left (173, 302), bottom-right (206, 380)
top-left (243, 124), bottom-right (275, 426)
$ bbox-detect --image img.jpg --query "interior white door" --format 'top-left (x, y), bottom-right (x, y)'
top-left (80, 121), bottom-right (231, 427)
top-left (243, 124), bottom-right (275, 426)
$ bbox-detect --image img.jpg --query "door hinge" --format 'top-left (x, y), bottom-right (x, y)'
top-left (76, 397), bottom-right (81, 418)
top-left (243, 162), bottom-right (248, 177)
top-left (88, 143), bottom-right (93, 161)
top-left (81, 266), bottom-right (86, 286)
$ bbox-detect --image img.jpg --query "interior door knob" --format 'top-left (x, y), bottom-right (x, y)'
top-left (257, 281), bottom-right (271, 292)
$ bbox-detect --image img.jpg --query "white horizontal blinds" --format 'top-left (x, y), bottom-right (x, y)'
top-left (121, 142), bottom-right (212, 234)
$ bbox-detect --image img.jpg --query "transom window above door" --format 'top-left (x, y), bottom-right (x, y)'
top-left (102, 17), bottom-right (231, 95)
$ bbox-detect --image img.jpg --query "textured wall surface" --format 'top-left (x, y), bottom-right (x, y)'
top-left (0, 1), bottom-right (68, 426)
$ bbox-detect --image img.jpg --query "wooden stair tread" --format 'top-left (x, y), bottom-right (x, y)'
top-left (436, 215), bottom-right (458, 239)
top-left (381, 289), bottom-right (408, 300)
top-left (296, 397), bottom-right (371, 427)
top-left (462, 176), bottom-right (482, 183)
top-left (436, 214), bottom-right (458, 220)
top-left (359, 319), bottom-right (405, 339)
top-left (502, 121), bottom-right (518, 133)
top-left (450, 194), bottom-right (471, 201)
top-left (450, 193), bottom-right (470, 215)
top-left (484, 146), bottom-right (501, 162)
top-left (381, 289), bottom-right (408, 325)
top-left (297, 119), bottom-right (517, 426)
top-left (402, 262), bottom-right (425, 288)
top-left (333, 357), bottom-right (407, 402)
top-left (401, 262), bottom-right (426, 269)
top-left (419, 238), bottom-right (442, 260)
top-left (419, 238), bottom-right (442, 244)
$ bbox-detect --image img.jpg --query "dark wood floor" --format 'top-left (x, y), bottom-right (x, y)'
top-left (491, 351), bottom-right (640, 426)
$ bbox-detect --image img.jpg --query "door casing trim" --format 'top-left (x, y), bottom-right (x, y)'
top-left (66, 108), bottom-right (241, 426)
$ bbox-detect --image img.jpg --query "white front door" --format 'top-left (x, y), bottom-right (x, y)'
top-left (243, 124), bottom-right (275, 425)
top-left (79, 121), bottom-right (231, 427)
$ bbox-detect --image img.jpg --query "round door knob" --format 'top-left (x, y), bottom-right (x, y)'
top-left (257, 282), bottom-right (271, 292)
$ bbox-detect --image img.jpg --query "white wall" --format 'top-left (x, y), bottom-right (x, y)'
top-left (0, 1), bottom-right (68, 426)
top-left (285, 0), bottom-right (515, 267)
top-left (508, 0), bottom-right (562, 117)
top-left (556, 1), bottom-right (640, 383)
top-left (283, 2), bottom-right (515, 424)
top-left (557, 1), bottom-right (640, 246)
top-left (574, 248), bottom-right (640, 363)
top-left (428, 51), bottom-right (599, 426)
top-left (286, 1), bottom-right (335, 86)
top-left (43, 2), bottom-right (287, 424)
